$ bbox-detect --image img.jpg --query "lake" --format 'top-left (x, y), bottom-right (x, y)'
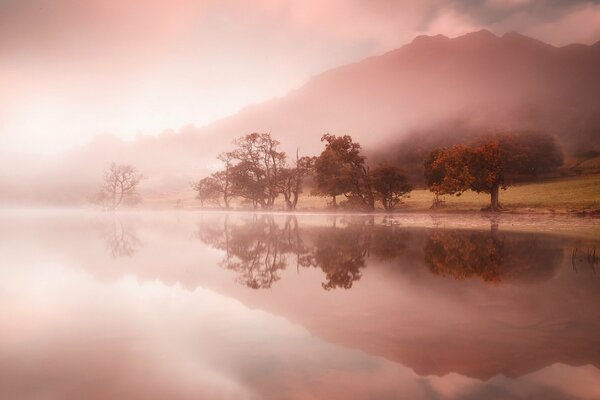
top-left (1, 210), bottom-right (599, 400)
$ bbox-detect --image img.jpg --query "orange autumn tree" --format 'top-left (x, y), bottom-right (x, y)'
top-left (424, 133), bottom-right (562, 211)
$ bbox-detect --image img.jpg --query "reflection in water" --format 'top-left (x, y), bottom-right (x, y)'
top-left (103, 219), bottom-right (142, 258)
top-left (197, 216), bottom-right (411, 290)
top-left (572, 247), bottom-right (599, 274)
top-left (309, 222), bottom-right (368, 290)
top-left (424, 228), bottom-right (563, 283)
top-left (198, 216), bottom-right (564, 289)
top-left (2, 212), bottom-right (600, 400)
top-left (197, 216), bottom-right (288, 288)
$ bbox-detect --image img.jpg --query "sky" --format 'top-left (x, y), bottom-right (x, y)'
top-left (2, 0), bottom-right (600, 154)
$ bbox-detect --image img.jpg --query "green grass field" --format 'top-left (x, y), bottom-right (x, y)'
top-left (142, 174), bottom-right (600, 213)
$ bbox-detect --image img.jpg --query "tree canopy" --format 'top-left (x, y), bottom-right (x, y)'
top-left (313, 134), bottom-right (375, 209)
top-left (424, 133), bottom-right (563, 210)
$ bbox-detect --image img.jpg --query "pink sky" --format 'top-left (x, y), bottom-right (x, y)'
top-left (2, 0), bottom-right (600, 153)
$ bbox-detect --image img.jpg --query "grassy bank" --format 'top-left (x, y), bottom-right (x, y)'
top-left (403, 174), bottom-right (600, 213)
top-left (142, 174), bottom-right (600, 214)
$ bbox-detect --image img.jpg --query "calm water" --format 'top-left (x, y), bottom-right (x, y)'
top-left (1, 211), bottom-right (599, 400)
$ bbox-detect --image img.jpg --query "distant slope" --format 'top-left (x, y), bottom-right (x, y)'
top-left (202, 29), bottom-right (600, 155)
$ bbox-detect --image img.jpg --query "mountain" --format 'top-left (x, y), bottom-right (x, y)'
top-left (3, 30), bottom-right (600, 204)
top-left (201, 29), bottom-right (600, 155)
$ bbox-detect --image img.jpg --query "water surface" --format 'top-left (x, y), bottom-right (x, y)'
top-left (1, 211), bottom-right (599, 400)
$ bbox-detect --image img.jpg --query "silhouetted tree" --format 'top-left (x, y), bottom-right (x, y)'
top-left (371, 165), bottom-right (413, 210)
top-left (94, 163), bottom-right (142, 210)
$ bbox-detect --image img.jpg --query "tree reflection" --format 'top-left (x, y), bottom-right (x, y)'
top-left (197, 216), bottom-right (410, 290)
top-left (103, 220), bottom-right (142, 258)
top-left (424, 227), bottom-right (563, 283)
top-left (197, 216), bottom-right (293, 289)
top-left (198, 216), bottom-right (564, 289)
top-left (309, 220), bottom-right (370, 290)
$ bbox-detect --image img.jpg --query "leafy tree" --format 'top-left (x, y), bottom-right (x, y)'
top-left (194, 153), bottom-right (233, 208)
top-left (313, 134), bottom-right (374, 209)
top-left (424, 133), bottom-right (563, 211)
top-left (94, 163), bottom-right (142, 210)
top-left (423, 144), bottom-right (473, 198)
top-left (371, 164), bottom-right (413, 210)
top-left (512, 131), bottom-right (564, 178)
top-left (193, 176), bottom-right (222, 207)
top-left (228, 133), bottom-right (286, 209)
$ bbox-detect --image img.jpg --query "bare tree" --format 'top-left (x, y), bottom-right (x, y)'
top-left (95, 163), bottom-right (142, 210)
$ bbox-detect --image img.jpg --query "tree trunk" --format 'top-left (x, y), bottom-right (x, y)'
top-left (489, 184), bottom-right (501, 211)
top-left (331, 195), bottom-right (337, 208)
top-left (284, 194), bottom-right (292, 210)
top-left (383, 199), bottom-right (392, 211)
top-left (223, 193), bottom-right (229, 209)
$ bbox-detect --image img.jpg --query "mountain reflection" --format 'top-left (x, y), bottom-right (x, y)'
top-left (197, 216), bottom-right (563, 290)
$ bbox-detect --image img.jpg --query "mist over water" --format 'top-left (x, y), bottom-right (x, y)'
top-left (1, 211), bottom-right (599, 399)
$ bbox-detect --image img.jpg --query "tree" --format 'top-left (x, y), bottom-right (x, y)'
top-left (228, 133), bottom-right (286, 209)
top-left (313, 134), bottom-right (374, 209)
top-left (511, 131), bottom-right (564, 178)
top-left (424, 133), bottom-right (563, 211)
top-left (193, 176), bottom-right (222, 207)
top-left (214, 153), bottom-right (234, 208)
top-left (280, 152), bottom-right (314, 210)
top-left (94, 163), bottom-right (142, 210)
top-left (194, 153), bottom-right (233, 208)
top-left (371, 165), bottom-right (413, 210)
top-left (423, 144), bottom-right (473, 199)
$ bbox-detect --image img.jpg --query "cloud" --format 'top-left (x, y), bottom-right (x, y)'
top-left (522, 2), bottom-right (600, 45)
top-left (1, 0), bottom-right (599, 154)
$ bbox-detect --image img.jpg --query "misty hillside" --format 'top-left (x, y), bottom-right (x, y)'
top-left (213, 29), bottom-right (600, 154)
top-left (3, 29), bottom-right (600, 204)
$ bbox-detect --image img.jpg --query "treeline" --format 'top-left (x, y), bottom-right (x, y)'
top-left (194, 130), bottom-right (562, 211)
top-left (194, 132), bottom-right (412, 211)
